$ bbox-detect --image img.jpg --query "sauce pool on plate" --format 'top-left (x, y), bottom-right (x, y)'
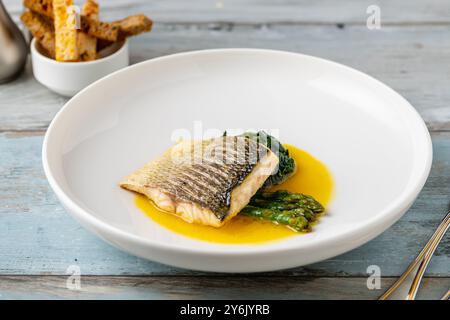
top-left (135, 145), bottom-right (333, 244)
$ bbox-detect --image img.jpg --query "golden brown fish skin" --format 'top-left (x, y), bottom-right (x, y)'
top-left (120, 136), bottom-right (279, 226)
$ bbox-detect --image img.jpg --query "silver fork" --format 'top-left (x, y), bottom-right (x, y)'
top-left (379, 211), bottom-right (450, 300)
top-left (441, 289), bottom-right (450, 300)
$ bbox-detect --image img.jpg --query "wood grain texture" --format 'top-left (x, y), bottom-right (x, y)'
top-left (0, 132), bottom-right (448, 276)
top-left (0, 276), bottom-right (448, 300)
top-left (1, 24), bottom-right (450, 131)
top-left (4, 0), bottom-right (450, 24)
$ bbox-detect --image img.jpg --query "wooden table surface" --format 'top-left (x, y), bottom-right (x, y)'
top-left (1, 0), bottom-right (449, 299)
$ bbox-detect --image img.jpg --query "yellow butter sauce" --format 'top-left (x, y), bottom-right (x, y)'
top-left (135, 145), bottom-right (333, 244)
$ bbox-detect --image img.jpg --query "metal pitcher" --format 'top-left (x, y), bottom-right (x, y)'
top-left (0, 0), bottom-right (28, 83)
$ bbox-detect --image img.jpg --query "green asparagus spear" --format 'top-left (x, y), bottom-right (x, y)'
top-left (240, 206), bottom-right (310, 232)
top-left (240, 190), bottom-right (325, 231)
top-left (248, 200), bottom-right (315, 220)
top-left (249, 198), bottom-right (298, 210)
top-left (254, 190), bottom-right (324, 213)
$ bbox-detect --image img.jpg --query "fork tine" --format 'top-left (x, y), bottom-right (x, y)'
top-left (405, 213), bottom-right (450, 299)
top-left (380, 211), bottom-right (450, 300)
top-left (441, 289), bottom-right (450, 300)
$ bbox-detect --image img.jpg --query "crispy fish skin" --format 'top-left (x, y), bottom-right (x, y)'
top-left (120, 136), bottom-right (279, 227)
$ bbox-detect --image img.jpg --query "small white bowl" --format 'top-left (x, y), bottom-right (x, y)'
top-left (31, 38), bottom-right (129, 97)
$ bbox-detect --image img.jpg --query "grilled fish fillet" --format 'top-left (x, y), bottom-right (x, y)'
top-left (120, 136), bottom-right (279, 227)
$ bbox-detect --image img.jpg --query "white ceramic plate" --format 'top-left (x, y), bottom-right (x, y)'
top-left (43, 49), bottom-right (432, 272)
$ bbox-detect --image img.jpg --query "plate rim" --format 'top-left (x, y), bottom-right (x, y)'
top-left (42, 48), bottom-right (433, 258)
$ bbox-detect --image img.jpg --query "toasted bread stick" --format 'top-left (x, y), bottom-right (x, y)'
top-left (114, 14), bottom-right (152, 38)
top-left (82, 0), bottom-right (98, 18)
top-left (77, 0), bottom-right (99, 61)
top-left (20, 10), bottom-right (55, 58)
top-left (80, 16), bottom-right (119, 42)
top-left (24, 0), bottom-right (119, 41)
top-left (53, 0), bottom-right (79, 61)
top-left (23, 0), bottom-right (54, 19)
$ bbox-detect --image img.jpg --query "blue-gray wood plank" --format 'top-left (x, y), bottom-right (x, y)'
top-left (0, 132), bottom-right (448, 277)
top-left (0, 276), bottom-right (448, 300)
